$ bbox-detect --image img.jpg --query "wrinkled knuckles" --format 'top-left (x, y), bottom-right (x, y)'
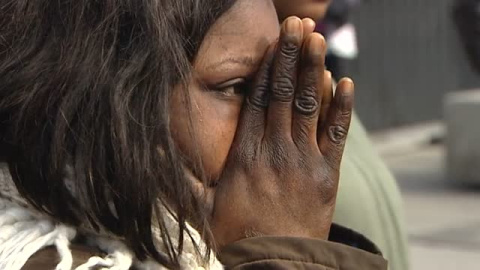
top-left (248, 90), bottom-right (269, 109)
top-left (328, 125), bottom-right (348, 144)
top-left (255, 61), bottom-right (272, 87)
top-left (340, 109), bottom-right (353, 117)
top-left (279, 39), bottom-right (300, 59)
top-left (295, 91), bottom-right (318, 115)
top-left (272, 77), bottom-right (295, 101)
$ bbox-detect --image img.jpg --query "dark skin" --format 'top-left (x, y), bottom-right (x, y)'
top-left (172, 0), bottom-right (353, 248)
top-left (25, 0), bottom-right (354, 267)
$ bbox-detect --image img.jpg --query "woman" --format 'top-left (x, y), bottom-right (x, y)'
top-left (0, 0), bottom-right (386, 269)
top-left (273, 1), bottom-right (411, 270)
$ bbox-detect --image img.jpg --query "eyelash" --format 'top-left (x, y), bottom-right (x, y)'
top-left (219, 82), bottom-right (248, 97)
top-left (214, 79), bottom-right (249, 97)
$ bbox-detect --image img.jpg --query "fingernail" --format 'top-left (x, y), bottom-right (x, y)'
top-left (343, 78), bottom-right (354, 90)
top-left (302, 18), bottom-right (316, 29)
top-left (326, 70), bottom-right (332, 79)
top-left (284, 17), bottom-right (302, 37)
top-left (339, 79), bottom-right (354, 111)
top-left (323, 71), bottom-right (333, 94)
top-left (308, 34), bottom-right (325, 57)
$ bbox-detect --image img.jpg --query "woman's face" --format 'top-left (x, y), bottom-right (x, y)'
top-left (170, 0), bottom-right (279, 182)
top-left (273, 0), bottom-right (331, 21)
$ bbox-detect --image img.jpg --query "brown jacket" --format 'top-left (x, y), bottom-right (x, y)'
top-left (24, 224), bottom-right (387, 269)
top-left (219, 224), bottom-right (387, 269)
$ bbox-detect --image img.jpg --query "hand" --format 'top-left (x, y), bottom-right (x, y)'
top-left (194, 17), bottom-right (354, 249)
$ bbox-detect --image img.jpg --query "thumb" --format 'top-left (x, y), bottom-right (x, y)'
top-left (157, 147), bottom-right (215, 214)
top-left (182, 164), bottom-right (215, 216)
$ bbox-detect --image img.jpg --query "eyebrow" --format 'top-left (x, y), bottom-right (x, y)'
top-left (205, 56), bottom-right (258, 71)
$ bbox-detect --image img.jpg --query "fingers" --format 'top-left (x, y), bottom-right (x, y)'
top-left (292, 33), bottom-right (326, 146)
top-left (266, 17), bottom-right (303, 137)
top-left (318, 70), bottom-right (333, 133)
top-left (319, 78), bottom-right (354, 170)
top-left (302, 18), bottom-right (316, 37)
top-left (183, 164), bottom-right (215, 214)
top-left (236, 44), bottom-right (276, 141)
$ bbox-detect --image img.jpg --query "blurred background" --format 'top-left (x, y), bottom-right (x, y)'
top-left (345, 0), bottom-right (480, 129)
top-left (341, 0), bottom-right (480, 269)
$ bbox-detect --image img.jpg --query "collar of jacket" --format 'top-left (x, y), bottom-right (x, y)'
top-left (0, 162), bottom-right (382, 269)
top-left (0, 162), bottom-right (223, 270)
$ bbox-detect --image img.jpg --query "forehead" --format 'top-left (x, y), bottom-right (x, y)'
top-left (194, 0), bottom-right (280, 70)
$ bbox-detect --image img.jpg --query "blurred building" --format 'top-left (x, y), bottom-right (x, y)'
top-left (346, 0), bottom-right (480, 130)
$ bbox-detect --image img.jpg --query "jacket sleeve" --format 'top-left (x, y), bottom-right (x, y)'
top-left (218, 224), bottom-right (388, 270)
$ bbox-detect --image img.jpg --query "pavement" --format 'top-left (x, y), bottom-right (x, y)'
top-left (371, 122), bottom-right (480, 270)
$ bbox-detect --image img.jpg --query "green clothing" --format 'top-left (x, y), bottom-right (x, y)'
top-left (335, 112), bottom-right (410, 270)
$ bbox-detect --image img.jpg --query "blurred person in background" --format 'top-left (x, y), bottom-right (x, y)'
top-left (453, 0), bottom-right (480, 73)
top-left (318, 0), bottom-right (360, 80)
top-left (274, 1), bottom-right (410, 270)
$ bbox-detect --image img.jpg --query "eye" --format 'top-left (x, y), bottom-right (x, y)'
top-left (215, 78), bottom-right (249, 97)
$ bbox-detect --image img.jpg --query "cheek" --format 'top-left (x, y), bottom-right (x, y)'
top-left (170, 87), bottom-right (242, 180)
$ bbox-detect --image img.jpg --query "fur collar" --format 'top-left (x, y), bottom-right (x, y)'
top-left (0, 163), bottom-right (223, 270)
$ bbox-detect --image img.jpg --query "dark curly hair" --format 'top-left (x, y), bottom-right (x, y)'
top-left (0, 0), bottom-right (236, 267)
